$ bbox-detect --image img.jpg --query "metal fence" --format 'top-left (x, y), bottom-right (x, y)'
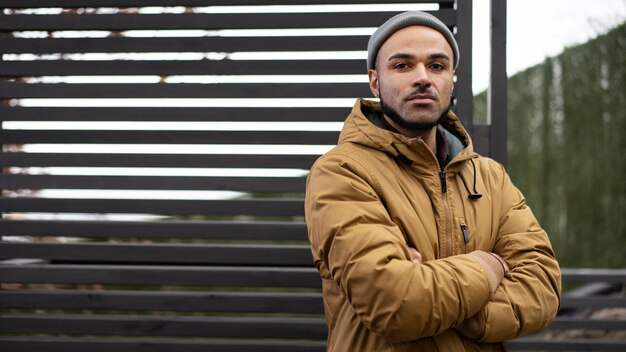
top-left (3, 1), bottom-right (622, 352)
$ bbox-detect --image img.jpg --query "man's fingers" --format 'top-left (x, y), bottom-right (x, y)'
top-left (409, 247), bottom-right (422, 264)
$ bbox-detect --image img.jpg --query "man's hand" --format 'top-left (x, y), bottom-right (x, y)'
top-left (409, 247), bottom-right (422, 264)
top-left (457, 252), bottom-right (509, 340)
top-left (407, 248), bottom-right (509, 340)
top-left (468, 251), bottom-right (510, 295)
top-left (456, 312), bottom-right (485, 340)
top-left (409, 248), bottom-right (509, 294)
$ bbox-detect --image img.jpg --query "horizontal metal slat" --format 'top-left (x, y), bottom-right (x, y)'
top-left (0, 336), bottom-right (327, 352)
top-left (4, 315), bottom-right (626, 342)
top-left (0, 175), bottom-right (307, 193)
top-left (505, 339), bottom-right (626, 352)
top-left (561, 268), bottom-right (626, 284)
top-left (0, 242), bottom-right (314, 266)
top-left (0, 219), bottom-right (308, 241)
top-left (548, 316), bottom-right (626, 330)
top-left (0, 59), bottom-right (365, 76)
top-left (0, 106), bottom-right (350, 122)
top-left (0, 82), bottom-right (370, 98)
top-left (0, 264), bottom-right (321, 287)
top-left (560, 296), bottom-right (626, 309)
top-left (5, 265), bottom-right (613, 292)
top-left (0, 289), bottom-right (323, 313)
top-left (0, 11), bottom-right (455, 31)
top-left (0, 36), bottom-right (368, 53)
top-left (0, 0), bottom-right (453, 7)
top-left (0, 153), bottom-right (320, 169)
top-left (0, 314), bottom-right (327, 339)
top-left (0, 198), bottom-right (304, 216)
top-left (0, 130), bottom-right (339, 145)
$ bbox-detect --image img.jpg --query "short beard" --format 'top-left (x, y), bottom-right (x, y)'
top-left (379, 86), bottom-right (450, 132)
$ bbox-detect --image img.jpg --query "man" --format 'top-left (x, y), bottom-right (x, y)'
top-left (305, 11), bottom-right (561, 351)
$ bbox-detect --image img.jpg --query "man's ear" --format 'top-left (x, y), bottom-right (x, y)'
top-left (368, 69), bottom-right (379, 98)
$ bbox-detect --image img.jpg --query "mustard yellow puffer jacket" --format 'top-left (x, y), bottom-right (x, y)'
top-left (305, 99), bottom-right (561, 351)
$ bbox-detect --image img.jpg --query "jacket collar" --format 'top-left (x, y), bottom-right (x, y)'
top-left (338, 99), bottom-right (477, 172)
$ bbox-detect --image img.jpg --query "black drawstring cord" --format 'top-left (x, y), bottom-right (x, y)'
top-left (391, 143), bottom-right (413, 166)
top-left (459, 159), bottom-right (482, 200)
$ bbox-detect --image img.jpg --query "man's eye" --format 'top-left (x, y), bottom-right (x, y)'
top-left (430, 63), bottom-right (445, 71)
top-left (394, 63), bottom-right (410, 69)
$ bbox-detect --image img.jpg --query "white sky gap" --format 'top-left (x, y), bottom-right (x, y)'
top-left (20, 167), bottom-right (308, 178)
top-left (13, 28), bottom-right (374, 39)
top-left (21, 144), bottom-right (334, 155)
top-left (33, 189), bottom-right (246, 200)
top-left (2, 213), bottom-right (168, 222)
top-left (21, 75), bottom-right (368, 84)
top-left (189, 4), bottom-right (437, 14)
top-left (3, 121), bottom-right (343, 131)
top-left (15, 98), bottom-right (357, 108)
top-left (3, 51), bottom-right (367, 61)
top-left (5, 4), bottom-right (437, 15)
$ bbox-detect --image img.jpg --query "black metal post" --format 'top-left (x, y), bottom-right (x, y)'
top-left (454, 0), bottom-right (474, 129)
top-left (489, 0), bottom-right (507, 166)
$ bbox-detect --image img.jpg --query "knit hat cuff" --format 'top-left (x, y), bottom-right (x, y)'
top-left (366, 11), bottom-right (459, 70)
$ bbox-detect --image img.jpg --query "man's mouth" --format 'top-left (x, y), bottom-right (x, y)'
top-left (406, 93), bottom-right (437, 104)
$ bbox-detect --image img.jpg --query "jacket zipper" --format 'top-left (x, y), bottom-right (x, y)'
top-left (439, 170), bottom-right (447, 193)
top-left (439, 169), bottom-right (453, 257)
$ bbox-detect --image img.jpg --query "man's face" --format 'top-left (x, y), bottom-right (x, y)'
top-left (368, 26), bottom-right (455, 135)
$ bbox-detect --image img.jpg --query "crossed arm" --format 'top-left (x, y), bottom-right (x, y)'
top-left (306, 156), bottom-right (561, 342)
top-left (409, 246), bottom-right (509, 338)
top-left (409, 166), bottom-right (561, 341)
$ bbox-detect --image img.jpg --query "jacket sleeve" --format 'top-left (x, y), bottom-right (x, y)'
top-left (305, 154), bottom-right (493, 342)
top-left (478, 163), bottom-right (562, 342)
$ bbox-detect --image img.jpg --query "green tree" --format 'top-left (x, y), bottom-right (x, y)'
top-left (474, 23), bottom-right (626, 268)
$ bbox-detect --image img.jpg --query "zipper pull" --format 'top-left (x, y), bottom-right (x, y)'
top-left (460, 224), bottom-right (469, 243)
top-left (439, 170), bottom-right (447, 193)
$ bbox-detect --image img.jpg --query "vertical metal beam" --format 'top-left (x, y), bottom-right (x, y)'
top-left (454, 0), bottom-right (473, 130)
top-left (489, 0), bottom-right (507, 165)
top-left (0, 33), bottom-right (4, 221)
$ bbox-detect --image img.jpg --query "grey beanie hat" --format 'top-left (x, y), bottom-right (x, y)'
top-left (367, 11), bottom-right (459, 70)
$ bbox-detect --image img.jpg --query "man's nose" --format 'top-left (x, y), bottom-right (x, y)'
top-left (411, 64), bottom-right (432, 87)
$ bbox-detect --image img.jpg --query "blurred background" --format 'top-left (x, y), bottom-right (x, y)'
top-left (474, 0), bottom-right (625, 268)
top-left (3, 0), bottom-right (625, 269)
